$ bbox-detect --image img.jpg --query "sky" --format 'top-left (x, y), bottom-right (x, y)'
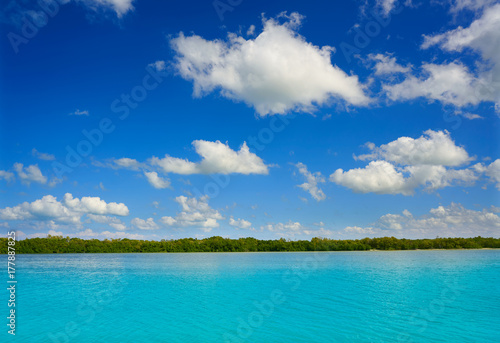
top-left (0, 0), bottom-right (499, 241)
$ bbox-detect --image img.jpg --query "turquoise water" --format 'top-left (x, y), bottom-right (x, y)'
top-left (5, 250), bottom-right (500, 342)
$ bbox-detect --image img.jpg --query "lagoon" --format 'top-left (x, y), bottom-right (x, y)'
top-left (10, 250), bottom-right (500, 342)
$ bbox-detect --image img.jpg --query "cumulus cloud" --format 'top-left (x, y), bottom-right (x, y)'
top-left (294, 162), bottom-right (326, 201)
top-left (0, 195), bottom-right (80, 224)
top-left (0, 170), bottom-right (15, 182)
top-left (171, 12), bottom-right (370, 115)
top-left (345, 203), bottom-right (500, 238)
top-left (0, 194), bottom-right (129, 228)
top-left (408, 3), bottom-right (500, 111)
top-left (150, 140), bottom-right (269, 175)
top-left (144, 172), bottom-right (171, 189)
top-left (63, 193), bottom-right (129, 216)
top-left (383, 62), bottom-right (484, 107)
top-left (331, 130), bottom-right (481, 195)
top-left (95, 141), bottom-right (268, 190)
top-left (229, 217), bottom-right (253, 229)
top-left (368, 53), bottom-right (411, 75)
top-left (87, 214), bottom-right (127, 231)
top-left (344, 226), bottom-right (378, 235)
top-left (14, 163), bottom-right (47, 185)
top-left (331, 160), bottom-right (410, 195)
top-left (32, 148), bottom-right (55, 161)
top-left (160, 195), bottom-right (224, 232)
top-left (474, 159), bottom-right (500, 190)
top-left (376, 0), bottom-right (399, 15)
top-left (262, 221), bottom-right (303, 232)
top-left (355, 130), bottom-right (471, 166)
top-left (131, 218), bottom-right (159, 230)
top-left (407, 165), bottom-right (477, 191)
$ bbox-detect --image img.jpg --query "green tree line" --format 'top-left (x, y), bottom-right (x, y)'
top-left (1, 235), bottom-right (499, 254)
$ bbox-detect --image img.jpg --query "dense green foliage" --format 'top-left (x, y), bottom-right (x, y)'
top-left (1, 235), bottom-right (499, 254)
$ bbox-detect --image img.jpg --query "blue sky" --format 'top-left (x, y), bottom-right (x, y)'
top-left (1, 0), bottom-right (499, 240)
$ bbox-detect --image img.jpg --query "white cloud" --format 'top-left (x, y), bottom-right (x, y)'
top-left (474, 159), bottom-right (500, 190)
top-left (32, 148), bottom-right (55, 161)
top-left (148, 60), bottom-right (166, 71)
top-left (0, 194), bottom-right (129, 228)
top-left (262, 220), bottom-right (305, 237)
top-left (485, 159), bottom-right (500, 190)
top-left (331, 160), bottom-right (410, 195)
top-left (0, 195), bottom-right (80, 224)
top-left (48, 177), bottom-right (63, 188)
top-left (263, 221), bottom-right (303, 232)
top-left (420, 3), bottom-right (500, 110)
top-left (78, 0), bottom-right (135, 17)
top-left (94, 157), bottom-right (143, 171)
top-left (96, 141), bottom-right (268, 182)
top-left (14, 163), bottom-right (47, 185)
top-left (171, 12), bottom-right (370, 115)
top-left (380, 203), bottom-right (500, 237)
top-left (63, 193), bottom-right (129, 216)
top-left (302, 228), bottom-right (335, 237)
top-left (344, 226), bottom-right (378, 235)
top-left (331, 130), bottom-right (480, 195)
top-left (229, 217), bottom-right (252, 229)
top-left (114, 157), bottom-right (142, 170)
top-left (0, 170), bottom-right (15, 182)
top-left (450, 0), bottom-right (498, 12)
top-left (131, 217), bottom-right (159, 230)
top-left (294, 162), bottom-right (326, 201)
top-left (247, 24), bottom-right (256, 36)
top-left (144, 171), bottom-right (171, 189)
top-left (2, 0), bottom-right (134, 32)
top-left (383, 62), bottom-right (483, 107)
top-left (69, 109), bottom-right (89, 116)
top-left (160, 216), bottom-right (176, 226)
top-left (368, 53), bottom-right (411, 75)
top-left (343, 203), bottom-right (500, 239)
top-left (87, 214), bottom-right (127, 231)
top-left (150, 140), bottom-right (269, 175)
top-left (75, 228), bottom-right (147, 240)
top-left (377, 0), bottom-right (398, 15)
top-left (160, 195), bottom-right (224, 232)
top-left (343, 204), bottom-right (500, 238)
top-left (460, 112), bottom-right (483, 120)
top-left (355, 130), bottom-right (471, 166)
top-left (405, 165), bottom-right (477, 191)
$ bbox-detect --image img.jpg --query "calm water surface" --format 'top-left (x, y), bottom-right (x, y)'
top-left (7, 250), bottom-right (500, 342)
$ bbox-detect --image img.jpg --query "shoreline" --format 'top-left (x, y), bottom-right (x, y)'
top-left (5, 248), bottom-right (499, 255)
